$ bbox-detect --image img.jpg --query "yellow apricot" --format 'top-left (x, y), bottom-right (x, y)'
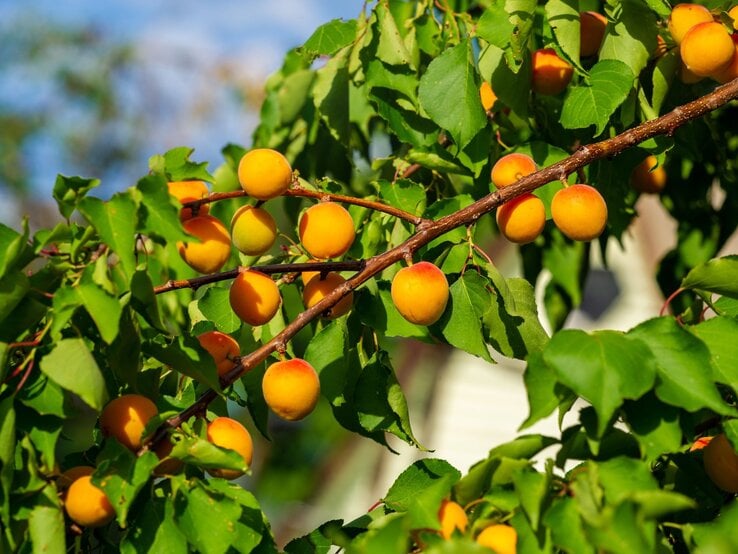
top-left (480, 81), bottom-right (498, 112)
top-left (630, 155), bottom-right (667, 194)
top-left (197, 331), bottom-right (240, 376)
top-left (229, 270), bottom-right (281, 326)
top-left (298, 202), bottom-right (356, 259)
top-left (230, 205), bottom-right (277, 256)
top-left (476, 524), bottom-right (518, 554)
top-left (680, 21), bottom-right (735, 76)
top-left (238, 148), bottom-right (293, 200)
top-left (262, 358), bottom-right (321, 421)
top-left (532, 48), bottom-right (574, 95)
top-left (551, 184), bottom-right (608, 241)
top-left (99, 394), bottom-right (158, 451)
top-left (303, 272), bottom-right (353, 319)
top-left (491, 153), bottom-right (537, 189)
top-left (580, 11), bottom-right (607, 58)
top-left (438, 500), bottom-right (468, 539)
top-left (177, 215), bottom-right (232, 274)
top-left (391, 261), bottom-right (449, 326)
top-left (703, 433), bottom-right (738, 492)
top-left (64, 475), bottom-right (115, 528)
top-left (713, 43), bottom-right (738, 83)
top-left (668, 3), bottom-right (713, 44)
top-left (57, 466), bottom-right (95, 493)
top-left (167, 180), bottom-right (210, 221)
top-left (206, 417), bottom-right (254, 480)
top-left (496, 193), bottom-right (546, 244)
top-left (300, 259), bottom-right (322, 285)
top-left (679, 59), bottom-right (705, 83)
top-left (730, 5), bottom-right (738, 30)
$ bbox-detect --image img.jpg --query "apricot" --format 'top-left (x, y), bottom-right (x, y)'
top-left (690, 435), bottom-right (714, 451)
top-left (438, 499), bottom-right (467, 539)
top-left (298, 202), bottom-right (356, 259)
top-left (476, 524), bottom-right (517, 554)
top-left (153, 436), bottom-right (184, 476)
top-left (580, 11), bottom-right (607, 58)
top-left (64, 475), bottom-right (115, 528)
top-left (57, 466), bottom-right (95, 492)
top-left (391, 261), bottom-right (449, 326)
top-left (551, 184), bottom-right (608, 241)
top-left (230, 205), bottom-right (277, 256)
top-left (480, 81), bottom-right (498, 112)
top-left (680, 22), bottom-right (735, 76)
top-left (496, 193), bottom-right (546, 244)
top-left (679, 59), bottom-right (704, 84)
top-left (532, 48), bottom-right (574, 95)
top-left (167, 180), bottom-right (209, 221)
top-left (703, 433), bottom-right (738, 492)
top-left (206, 417), bottom-right (254, 480)
top-left (177, 215), bottom-right (232, 274)
top-left (491, 153), bottom-right (537, 189)
top-left (630, 155), bottom-right (667, 194)
top-left (197, 330), bottom-right (240, 376)
top-left (262, 358), bottom-right (321, 421)
top-left (229, 270), bottom-right (281, 326)
top-left (668, 3), bottom-right (713, 44)
top-left (99, 394), bottom-right (158, 451)
top-left (303, 272), bottom-right (353, 319)
top-left (730, 5), bottom-right (738, 30)
top-left (237, 148), bottom-right (293, 200)
top-left (713, 44), bottom-right (738, 83)
top-left (300, 260), bottom-right (322, 285)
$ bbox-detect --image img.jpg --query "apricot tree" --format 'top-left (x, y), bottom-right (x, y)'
top-left (3, 1), bottom-right (738, 552)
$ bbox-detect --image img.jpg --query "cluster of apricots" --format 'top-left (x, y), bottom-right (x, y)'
top-left (438, 499), bottom-right (517, 553)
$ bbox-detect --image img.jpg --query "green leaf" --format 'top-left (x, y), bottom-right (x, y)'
top-left (52, 174), bottom-right (100, 219)
top-left (356, 286), bottom-right (431, 341)
top-left (543, 330), bottom-right (657, 436)
top-left (383, 459), bottom-right (461, 512)
top-left (513, 466), bottom-right (549, 531)
top-left (149, 146), bottom-right (214, 183)
top-left (622, 394), bottom-right (682, 463)
top-left (0, 272), bottom-right (29, 322)
top-left (561, 60), bottom-right (634, 135)
top-left (476, 4), bottom-right (515, 49)
top-left (374, 2), bottom-right (414, 68)
top-left (0, 395), bottom-right (16, 524)
top-left (146, 335), bottom-right (221, 393)
top-left (545, 0), bottom-right (582, 65)
top-left (130, 269), bottom-right (166, 331)
top-left (598, 0), bottom-right (657, 78)
top-left (379, 179), bottom-right (427, 216)
top-left (76, 278), bottom-right (123, 344)
top-left (136, 175), bottom-right (191, 244)
top-left (652, 50), bottom-right (678, 115)
top-left (0, 220), bottom-right (32, 280)
top-left (203, 480), bottom-right (270, 553)
top-left (39, 338), bottom-right (108, 411)
top-left (628, 317), bottom-right (735, 415)
top-left (78, 193), bottom-right (138, 280)
top-left (313, 46), bottom-right (350, 144)
top-left (196, 286), bottom-right (241, 334)
top-left (682, 255), bottom-right (738, 298)
top-left (418, 40), bottom-right (486, 150)
top-left (169, 435), bottom-right (250, 473)
top-left (691, 317), bottom-right (738, 393)
top-left (121, 497), bottom-right (188, 554)
top-left (28, 485), bottom-right (65, 554)
top-left (284, 520), bottom-right (344, 553)
top-left (520, 352), bottom-right (574, 430)
top-left (544, 497), bottom-right (594, 554)
top-left (440, 272), bottom-right (493, 362)
top-left (17, 373), bottom-right (67, 418)
top-left (302, 19), bottom-right (357, 58)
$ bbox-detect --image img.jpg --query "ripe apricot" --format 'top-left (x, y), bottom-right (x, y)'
top-left (64, 475), bottom-right (115, 528)
top-left (713, 43), bottom-right (738, 83)
top-left (668, 3), bottom-right (713, 44)
top-left (177, 215), bottom-right (232, 274)
top-left (303, 272), bottom-right (353, 319)
top-left (679, 59), bottom-right (704, 84)
top-left (491, 153), bottom-right (537, 189)
top-left (391, 261), bottom-right (449, 326)
top-left (703, 433), bottom-right (738, 492)
top-left (167, 180), bottom-right (209, 221)
top-left (229, 270), bottom-right (281, 326)
top-left (57, 466), bottom-right (95, 492)
top-left (262, 358), bottom-right (321, 421)
top-left (230, 205), bottom-right (277, 256)
top-left (197, 331), bottom-right (240, 376)
top-left (300, 260), bottom-right (322, 285)
top-left (630, 155), bottom-right (667, 194)
top-left (730, 5), bottom-right (738, 30)
top-left (298, 202), bottom-right (355, 259)
top-left (551, 184), bottom-right (608, 241)
top-left (438, 499), bottom-right (468, 539)
top-left (532, 48), bottom-right (574, 95)
top-left (496, 193), bottom-right (546, 244)
top-left (480, 81), bottom-right (498, 112)
top-left (476, 524), bottom-right (517, 554)
top-left (237, 148), bottom-right (293, 200)
top-left (99, 394), bottom-right (158, 451)
top-left (206, 416), bottom-right (254, 480)
top-left (580, 11), bottom-right (607, 58)
top-left (680, 22), bottom-right (735, 76)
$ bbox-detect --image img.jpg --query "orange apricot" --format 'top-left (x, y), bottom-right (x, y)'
top-left (551, 184), bottom-right (608, 241)
top-left (206, 417), bottom-right (254, 480)
top-left (476, 524), bottom-right (517, 554)
top-left (99, 394), bottom-right (158, 451)
top-left (630, 155), bottom-right (667, 194)
top-left (230, 205), bottom-right (277, 256)
top-left (491, 153), bottom-right (537, 189)
top-left (177, 215), bottom-right (232, 274)
top-left (668, 3), bottom-right (713, 44)
top-left (303, 272), bottom-right (353, 319)
top-left (64, 475), bottom-right (115, 528)
top-left (197, 331), bottom-right (240, 376)
top-left (679, 59), bottom-right (705, 83)
top-left (262, 358), bottom-right (321, 421)
top-left (57, 466), bottom-right (95, 492)
top-left (496, 193), bottom-right (546, 244)
top-left (729, 5), bottom-right (738, 30)
top-left (580, 11), bottom-right (607, 58)
top-left (680, 21), bottom-right (735, 76)
top-left (229, 270), bottom-right (281, 326)
top-left (168, 180), bottom-right (210, 221)
top-left (237, 148), bottom-right (293, 200)
top-left (713, 43), bottom-right (738, 83)
top-left (298, 202), bottom-right (356, 259)
top-left (391, 261), bottom-right (449, 326)
top-left (480, 81), bottom-right (498, 112)
top-left (690, 436), bottom-right (714, 451)
top-left (532, 48), bottom-right (574, 95)
top-left (703, 433), bottom-right (738, 492)
top-left (438, 499), bottom-right (468, 539)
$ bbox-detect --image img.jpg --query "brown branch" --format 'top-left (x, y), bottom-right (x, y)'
top-left (140, 78), bottom-right (738, 456)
